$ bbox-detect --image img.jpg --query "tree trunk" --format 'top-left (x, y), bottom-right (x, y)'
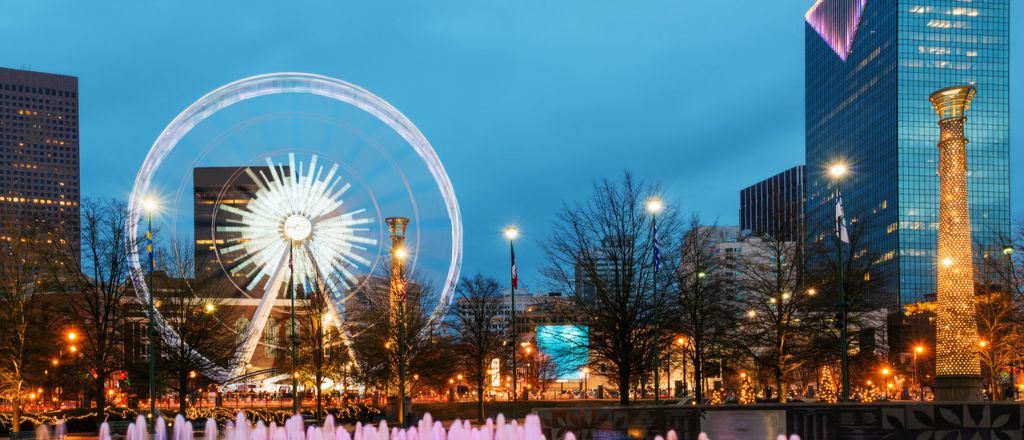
top-left (777, 335), bottom-right (787, 403)
top-left (476, 380), bottom-right (485, 422)
top-left (777, 372), bottom-right (787, 403)
top-left (95, 373), bottom-right (107, 415)
top-left (11, 393), bottom-right (21, 433)
top-left (316, 373), bottom-right (324, 422)
top-left (618, 368), bottom-right (630, 405)
top-left (178, 373), bottom-right (188, 415)
top-left (693, 353), bottom-right (703, 404)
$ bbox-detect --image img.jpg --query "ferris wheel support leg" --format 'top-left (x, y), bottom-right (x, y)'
top-left (230, 255), bottom-right (290, 378)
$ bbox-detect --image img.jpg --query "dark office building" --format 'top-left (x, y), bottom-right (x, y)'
top-left (740, 165), bottom-right (804, 241)
top-left (0, 67), bottom-right (80, 251)
top-left (804, 0), bottom-right (1010, 312)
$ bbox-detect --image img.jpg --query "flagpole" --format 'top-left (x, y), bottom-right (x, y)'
top-left (652, 211), bottom-right (660, 405)
top-left (505, 227), bottom-right (519, 418)
top-left (144, 199), bottom-right (157, 431)
top-left (831, 165), bottom-right (850, 402)
top-left (645, 199), bottom-right (664, 404)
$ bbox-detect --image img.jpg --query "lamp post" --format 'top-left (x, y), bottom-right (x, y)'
top-left (504, 226), bottom-right (519, 417)
top-left (914, 345), bottom-right (925, 401)
top-left (646, 198), bottom-right (664, 404)
top-left (143, 198), bottom-right (158, 427)
top-left (830, 163), bottom-right (850, 401)
top-left (978, 339), bottom-right (993, 399)
top-left (283, 214), bottom-right (313, 414)
top-left (1005, 246), bottom-right (1017, 401)
top-left (675, 336), bottom-right (688, 398)
top-left (881, 367), bottom-right (891, 400)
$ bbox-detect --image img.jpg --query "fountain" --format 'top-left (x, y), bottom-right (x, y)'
top-left (98, 411), bottom-right (797, 440)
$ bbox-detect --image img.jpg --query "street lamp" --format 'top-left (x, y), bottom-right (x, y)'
top-left (830, 162), bottom-right (850, 401)
top-left (504, 226), bottom-right (519, 417)
top-left (646, 197), bottom-right (664, 404)
top-left (881, 367), bottom-right (891, 400)
top-left (914, 345), bottom-right (925, 401)
top-left (143, 197), bottom-right (158, 430)
top-left (675, 336), bottom-right (689, 397)
top-left (284, 213), bottom-right (313, 415)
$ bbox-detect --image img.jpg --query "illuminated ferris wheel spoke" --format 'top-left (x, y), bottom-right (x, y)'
top-left (231, 250), bottom-right (290, 377)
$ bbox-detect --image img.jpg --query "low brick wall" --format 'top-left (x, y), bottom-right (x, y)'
top-left (532, 402), bottom-right (1024, 440)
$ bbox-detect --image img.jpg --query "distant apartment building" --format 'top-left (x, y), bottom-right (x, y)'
top-left (740, 165), bottom-right (804, 241)
top-left (445, 287), bottom-right (568, 341)
top-left (0, 67), bottom-right (80, 252)
top-left (705, 225), bottom-right (887, 357)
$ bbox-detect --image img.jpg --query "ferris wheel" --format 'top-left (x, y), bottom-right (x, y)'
top-left (127, 73), bottom-right (462, 382)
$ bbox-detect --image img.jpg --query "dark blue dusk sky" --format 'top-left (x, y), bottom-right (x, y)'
top-left (3, 1), bottom-right (1021, 288)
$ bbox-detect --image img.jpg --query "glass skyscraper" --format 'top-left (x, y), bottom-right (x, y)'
top-left (804, 0), bottom-right (1010, 311)
top-left (740, 165), bottom-right (805, 242)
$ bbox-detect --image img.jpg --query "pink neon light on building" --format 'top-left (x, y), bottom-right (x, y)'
top-left (806, 0), bottom-right (868, 62)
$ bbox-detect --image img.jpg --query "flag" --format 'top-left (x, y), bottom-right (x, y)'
top-left (146, 229), bottom-right (155, 272)
top-left (511, 243), bottom-right (518, 289)
top-left (653, 223), bottom-right (661, 272)
top-left (835, 195), bottom-right (850, 244)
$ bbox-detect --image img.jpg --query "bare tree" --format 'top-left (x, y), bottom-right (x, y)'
top-left (531, 353), bottom-right (559, 397)
top-left (297, 284), bottom-right (347, 420)
top-left (155, 242), bottom-right (238, 415)
top-left (676, 216), bottom-right (740, 403)
top-left (974, 237), bottom-right (1023, 401)
top-left (802, 214), bottom-right (888, 396)
top-left (45, 198), bottom-right (132, 415)
top-left (727, 231), bottom-right (813, 402)
top-left (450, 274), bottom-right (503, 421)
top-left (348, 266), bottom-right (450, 406)
top-left (0, 218), bottom-right (52, 431)
top-left (542, 173), bottom-right (678, 405)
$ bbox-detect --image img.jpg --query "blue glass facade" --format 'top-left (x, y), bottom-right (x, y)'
top-left (805, 0), bottom-right (1010, 311)
top-left (740, 165), bottom-right (805, 242)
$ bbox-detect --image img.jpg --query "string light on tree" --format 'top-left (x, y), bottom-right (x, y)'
top-left (738, 372), bottom-right (756, 404)
top-left (818, 365), bottom-right (839, 403)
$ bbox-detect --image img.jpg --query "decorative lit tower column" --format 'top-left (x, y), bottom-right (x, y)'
top-left (928, 85), bottom-right (982, 401)
top-left (386, 217), bottom-right (410, 424)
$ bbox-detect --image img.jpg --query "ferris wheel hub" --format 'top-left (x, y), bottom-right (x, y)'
top-left (283, 214), bottom-right (313, 241)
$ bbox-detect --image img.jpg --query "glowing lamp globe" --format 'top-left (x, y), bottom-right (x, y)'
top-left (646, 198), bottom-right (664, 214)
top-left (394, 247), bottom-right (408, 260)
